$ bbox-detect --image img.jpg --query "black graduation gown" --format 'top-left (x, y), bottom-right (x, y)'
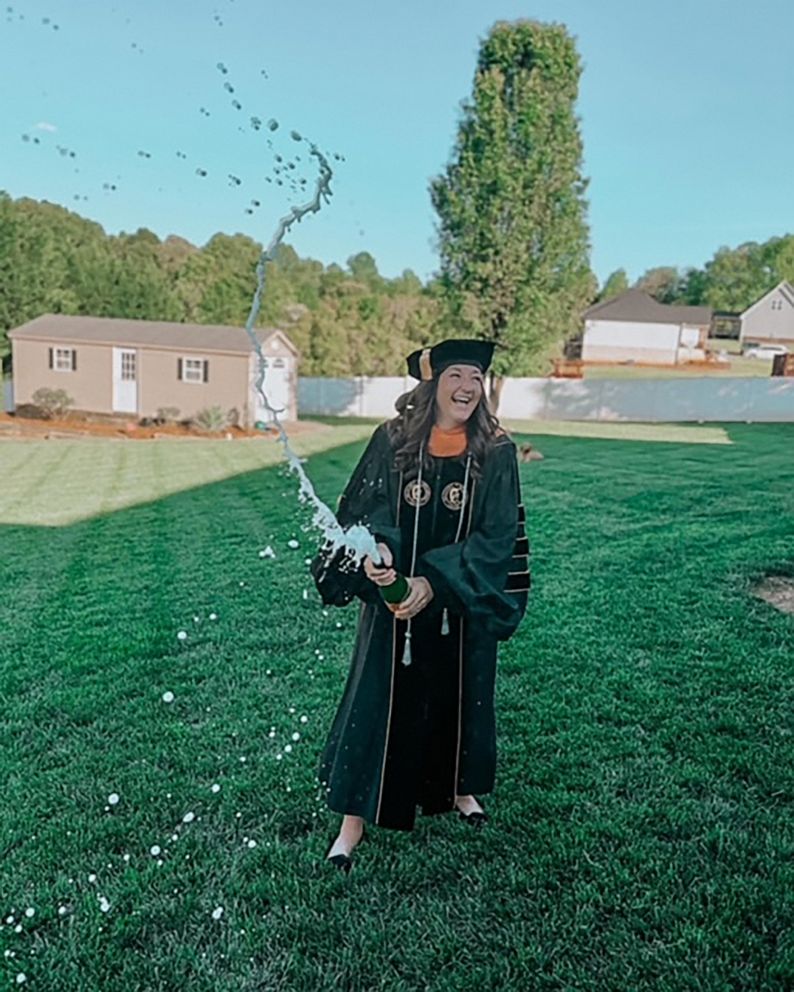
top-left (311, 423), bottom-right (530, 831)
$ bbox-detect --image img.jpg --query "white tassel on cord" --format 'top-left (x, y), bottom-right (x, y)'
top-left (401, 625), bottom-right (412, 665)
top-left (400, 442), bottom-right (425, 667)
top-left (441, 609), bottom-right (450, 636)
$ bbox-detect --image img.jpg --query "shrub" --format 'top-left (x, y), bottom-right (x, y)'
top-left (195, 406), bottom-right (228, 432)
top-left (31, 388), bottom-right (74, 420)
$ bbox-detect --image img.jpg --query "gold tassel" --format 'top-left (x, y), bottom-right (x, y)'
top-left (441, 608), bottom-right (449, 636)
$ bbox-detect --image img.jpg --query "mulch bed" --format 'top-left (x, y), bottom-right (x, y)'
top-left (0, 412), bottom-right (320, 440)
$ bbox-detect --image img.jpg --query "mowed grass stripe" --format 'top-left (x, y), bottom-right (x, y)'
top-left (0, 424), bottom-right (792, 991)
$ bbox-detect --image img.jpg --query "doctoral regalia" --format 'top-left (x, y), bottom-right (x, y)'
top-left (311, 423), bottom-right (529, 831)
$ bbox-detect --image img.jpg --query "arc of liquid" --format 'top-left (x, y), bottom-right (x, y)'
top-left (241, 142), bottom-right (382, 569)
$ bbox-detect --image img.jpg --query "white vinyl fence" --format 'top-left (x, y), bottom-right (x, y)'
top-left (299, 376), bottom-right (794, 423)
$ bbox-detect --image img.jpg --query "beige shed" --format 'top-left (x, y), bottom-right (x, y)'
top-left (7, 314), bottom-right (299, 425)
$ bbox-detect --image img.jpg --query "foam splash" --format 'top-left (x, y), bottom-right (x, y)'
top-left (241, 142), bottom-right (381, 569)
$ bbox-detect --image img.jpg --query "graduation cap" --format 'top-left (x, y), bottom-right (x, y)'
top-left (406, 339), bottom-right (495, 381)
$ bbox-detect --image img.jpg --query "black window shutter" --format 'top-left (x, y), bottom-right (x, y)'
top-left (203, 359), bottom-right (209, 383)
top-left (72, 349), bottom-right (77, 371)
top-left (49, 347), bottom-right (53, 369)
top-left (178, 358), bottom-right (183, 381)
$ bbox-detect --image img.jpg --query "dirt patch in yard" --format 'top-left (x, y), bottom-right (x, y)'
top-left (752, 576), bottom-right (794, 615)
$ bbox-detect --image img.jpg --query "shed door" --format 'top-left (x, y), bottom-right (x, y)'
top-left (251, 355), bottom-right (290, 423)
top-left (112, 348), bottom-right (138, 414)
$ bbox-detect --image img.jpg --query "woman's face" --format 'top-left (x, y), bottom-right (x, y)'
top-left (435, 364), bottom-right (484, 427)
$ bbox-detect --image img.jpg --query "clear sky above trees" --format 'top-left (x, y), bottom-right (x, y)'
top-left (1, 0), bottom-right (792, 285)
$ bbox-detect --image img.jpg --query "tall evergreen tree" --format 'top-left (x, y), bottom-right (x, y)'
top-left (430, 19), bottom-right (596, 403)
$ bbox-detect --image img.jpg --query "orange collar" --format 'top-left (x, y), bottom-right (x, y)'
top-left (428, 423), bottom-right (467, 457)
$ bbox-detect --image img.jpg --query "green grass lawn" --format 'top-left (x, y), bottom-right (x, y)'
top-left (1, 424), bottom-right (793, 991)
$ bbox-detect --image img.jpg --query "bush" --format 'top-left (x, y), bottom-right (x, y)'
top-left (195, 406), bottom-right (229, 432)
top-left (31, 388), bottom-right (74, 420)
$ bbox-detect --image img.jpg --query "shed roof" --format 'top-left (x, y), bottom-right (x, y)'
top-left (8, 314), bottom-right (299, 356)
top-left (583, 289), bottom-right (712, 325)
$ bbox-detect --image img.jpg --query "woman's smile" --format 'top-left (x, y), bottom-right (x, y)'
top-left (436, 364), bottom-right (484, 428)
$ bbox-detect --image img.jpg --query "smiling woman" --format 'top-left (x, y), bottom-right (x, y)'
top-left (311, 338), bottom-right (531, 872)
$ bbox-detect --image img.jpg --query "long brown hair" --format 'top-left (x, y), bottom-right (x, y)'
top-left (385, 378), bottom-right (504, 479)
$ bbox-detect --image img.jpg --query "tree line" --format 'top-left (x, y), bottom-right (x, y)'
top-left (2, 19), bottom-right (792, 380)
top-left (0, 192), bottom-right (439, 376)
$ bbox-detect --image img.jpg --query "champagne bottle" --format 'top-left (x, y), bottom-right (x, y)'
top-left (379, 572), bottom-right (410, 604)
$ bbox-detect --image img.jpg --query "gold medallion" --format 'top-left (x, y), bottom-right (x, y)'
top-left (441, 481), bottom-right (465, 511)
top-left (403, 479), bottom-right (431, 508)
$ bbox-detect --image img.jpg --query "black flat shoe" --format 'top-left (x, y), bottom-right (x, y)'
top-left (458, 810), bottom-right (488, 827)
top-left (456, 798), bottom-right (489, 827)
top-left (327, 852), bottom-right (353, 873)
top-left (324, 833), bottom-right (363, 872)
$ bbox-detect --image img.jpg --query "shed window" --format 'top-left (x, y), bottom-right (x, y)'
top-left (51, 347), bottom-right (76, 372)
top-left (179, 357), bottom-right (209, 384)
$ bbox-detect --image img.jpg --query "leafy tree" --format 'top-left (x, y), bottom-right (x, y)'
top-left (633, 266), bottom-right (683, 304)
top-left (598, 268), bottom-right (629, 301)
top-left (702, 243), bottom-right (772, 313)
top-left (175, 233), bottom-right (260, 325)
top-left (430, 19), bottom-right (596, 404)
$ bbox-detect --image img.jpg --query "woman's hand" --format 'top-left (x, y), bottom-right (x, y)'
top-left (363, 542), bottom-right (396, 587)
top-left (391, 576), bottom-right (434, 621)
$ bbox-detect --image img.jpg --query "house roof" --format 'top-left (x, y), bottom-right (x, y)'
top-left (7, 314), bottom-right (299, 356)
top-left (740, 280), bottom-right (794, 320)
top-left (583, 289), bottom-right (712, 325)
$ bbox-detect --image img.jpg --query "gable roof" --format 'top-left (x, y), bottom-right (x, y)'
top-left (7, 314), bottom-right (299, 356)
top-left (583, 289), bottom-right (712, 325)
top-left (740, 280), bottom-right (794, 321)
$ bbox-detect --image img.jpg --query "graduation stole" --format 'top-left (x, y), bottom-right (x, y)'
top-left (400, 442), bottom-right (473, 666)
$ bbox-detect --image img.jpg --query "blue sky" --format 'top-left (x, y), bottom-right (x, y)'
top-left (1, 0), bottom-right (792, 287)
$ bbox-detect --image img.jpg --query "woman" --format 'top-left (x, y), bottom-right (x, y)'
top-left (311, 338), bottom-right (530, 872)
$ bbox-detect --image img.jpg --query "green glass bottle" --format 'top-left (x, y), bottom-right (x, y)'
top-left (379, 572), bottom-right (410, 604)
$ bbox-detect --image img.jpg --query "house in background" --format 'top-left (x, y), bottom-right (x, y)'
top-left (581, 289), bottom-right (713, 365)
top-left (7, 314), bottom-right (299, 423)
top-left (739, 280), bottom-right (794, 349)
